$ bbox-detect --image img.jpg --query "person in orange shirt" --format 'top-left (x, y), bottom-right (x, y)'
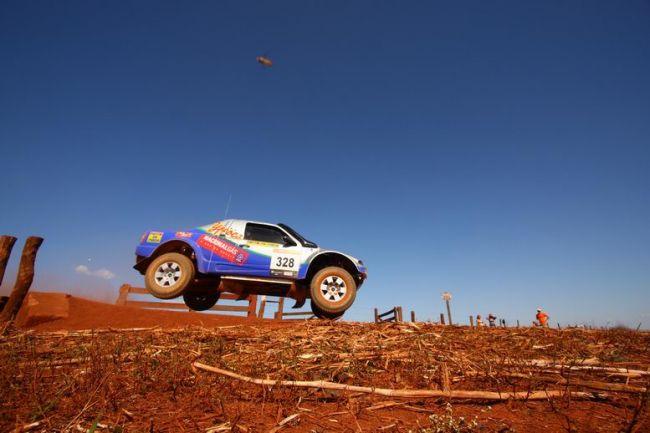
top-left (536, 308), bottom-right (549, 327)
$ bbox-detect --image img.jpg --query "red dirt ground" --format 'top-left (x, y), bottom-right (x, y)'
top-left (15, 292), bottom-right (265, 331)
top-left (4, 292), bottom-right (650, 433)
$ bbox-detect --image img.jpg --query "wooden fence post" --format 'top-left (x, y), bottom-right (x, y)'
top-left (258, 296), bottom-right (267, 319)
top-left (274, 297), bottom-right (285, 320)
top-left (374, 308), bottom-right (379, 323)
top-left (0, 236), bottom-right (18, 288)
top-left (0, 236), bottom-right (44, 324)
top-left (247, 294), bottom-right (257, 318)
top-left (469, 315), bottom-right (474, 328)
top-left (116, 284), bottom-right (131, 306)
top-left (445, 299), bottom-right (453, 325)
top-left (440, 313), bottom-right (445, 325)
top-left (410, 310), bottom-right (415, 322)
top-left (396, 306), bottom-right (403, 322)
top-left (517, 319), bottom-right (520, 328)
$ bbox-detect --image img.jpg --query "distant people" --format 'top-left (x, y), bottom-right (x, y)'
top-left (536, 308), bottom-right (549, 328)
top-left (476, 314), bottom-right (483, 327)
top-left (488, 313), bottom-right (497, 327)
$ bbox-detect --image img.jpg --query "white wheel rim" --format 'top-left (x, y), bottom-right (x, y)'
top-left (319, 276), bottom-right (347, 303)
top-left (154, 261), bottom-right (182, 288)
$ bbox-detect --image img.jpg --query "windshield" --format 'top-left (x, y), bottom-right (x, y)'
top-left (278, 223), bottom-right (318, 248)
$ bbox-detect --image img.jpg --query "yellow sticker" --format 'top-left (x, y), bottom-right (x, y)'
top-left (147, 232), bottom-right (163, 243)
top-left (249, 240), bottom-right (281, 247)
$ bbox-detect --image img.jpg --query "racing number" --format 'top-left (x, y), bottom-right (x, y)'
top-left (275, 257), bottom-right (295, 269)
top-left (270, 251), bottom-right (300, 274)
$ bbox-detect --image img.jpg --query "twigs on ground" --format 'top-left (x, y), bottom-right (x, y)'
top-left (193, 362), bottom-right (604, 401)
top-left (1, 323), bottom-right (648, 432)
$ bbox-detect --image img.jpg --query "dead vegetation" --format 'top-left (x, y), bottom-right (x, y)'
top-left (1, 322), bottom-right (649, 432)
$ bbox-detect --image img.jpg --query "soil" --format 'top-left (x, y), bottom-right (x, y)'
top-left (15, 292), bottom-right (265, 331)
top-left (2, 292), bottom-right (649, 433)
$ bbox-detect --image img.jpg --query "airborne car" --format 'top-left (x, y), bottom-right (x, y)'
top-left (134, 220), bottom-right (367, 319)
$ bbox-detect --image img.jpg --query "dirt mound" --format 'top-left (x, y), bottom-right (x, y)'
top-left (14, 292), bottom-right (71, 327)
top-left (15, 292), bottom-right (263, 331)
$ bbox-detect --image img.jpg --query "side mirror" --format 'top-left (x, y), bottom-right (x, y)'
top-left (282, 235), bottom-right (295, 247)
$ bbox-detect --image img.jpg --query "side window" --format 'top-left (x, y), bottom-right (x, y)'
top-left (244, 224), bottom-right (292, 245)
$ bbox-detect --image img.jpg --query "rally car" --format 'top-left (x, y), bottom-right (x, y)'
top-left (133, 219), bottom-right (367, 319)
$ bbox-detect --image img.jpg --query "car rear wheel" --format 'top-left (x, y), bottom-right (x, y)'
top-left (309, 266), bottom-right (356, 315)
top-left (183, 290), bottom-right (219, 311)
top-left (145, 252), bottom-right (195, 299)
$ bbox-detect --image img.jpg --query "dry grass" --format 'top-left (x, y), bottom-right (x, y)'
top-left (1, 323), bottom-right (649, 432)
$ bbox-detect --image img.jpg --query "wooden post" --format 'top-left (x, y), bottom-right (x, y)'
top-left (440, 313), bottom-right (445, 325)
top-left (469, 315), bottom-right (474, 328)
top-left (274, 297), bottom-right (285, 320)
top-left (0, 236), bottom-right (44, 324)
top-left (116, 284), bottom-right (131, 306)
top-left (0, 236), bottom-right (18, 288)
top-left (396, 306), bottom-right (403, 322)
top-left (247, 294), bottom-right (257, 318)
top-left (445, 299), bottom-right (453, 325)
top-left (258, 296), bottom-right (267, 319)
top-left (517, 319), bottom-right (520, 328)
top-left (410, 310), bottom-right (415, 322)
top-left (374, 308), bottom-right (379, 323)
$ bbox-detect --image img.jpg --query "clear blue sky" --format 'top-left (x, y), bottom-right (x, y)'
top-left (1, 1), bottom-right (649, 327)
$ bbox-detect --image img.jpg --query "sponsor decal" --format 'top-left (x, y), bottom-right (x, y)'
top-left (198, 235), bottom-right (249, 265)
top-left (248, 240), bottom-right (281, 247)
top-left (205, 222), bottom-right (243, 240)
top-left (147, 232), bottom-right (163, 243)
top-left (175, 231), bottom-right (193, 238)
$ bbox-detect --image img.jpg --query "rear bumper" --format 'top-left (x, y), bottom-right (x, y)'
top-left (136, 244), bottom-right (155, 258)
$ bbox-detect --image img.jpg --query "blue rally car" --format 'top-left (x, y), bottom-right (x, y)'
top-left (134, 219), bottom-right (367, 319)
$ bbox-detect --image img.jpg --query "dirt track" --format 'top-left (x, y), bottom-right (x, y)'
top-left (14, 292), bottom-right (265, 331)
top-left (2, 293), bottom-right (650, 432)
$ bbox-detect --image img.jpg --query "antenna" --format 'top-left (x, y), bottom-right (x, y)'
top-left (224, 193), bottom-right (232, 219)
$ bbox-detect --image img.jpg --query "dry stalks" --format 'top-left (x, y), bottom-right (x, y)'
top-left (0, 323), bottom-right (648, 432)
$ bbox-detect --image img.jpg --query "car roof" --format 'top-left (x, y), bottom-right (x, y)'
top-left (220, 218), bottom-right (278, 227)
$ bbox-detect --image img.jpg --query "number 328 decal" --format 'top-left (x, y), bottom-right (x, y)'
top-left (276, 257), bottom-right (295, 268)
top-left (270, 251), bottom-right (301, 275)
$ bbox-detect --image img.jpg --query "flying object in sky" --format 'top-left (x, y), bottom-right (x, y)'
top-left (256, 56), bottom-right (273, 67)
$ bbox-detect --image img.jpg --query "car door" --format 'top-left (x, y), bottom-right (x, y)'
top-left (197, 220), bottom-right (252, 274)
top-left (241, 223), bottom-right (303, 278)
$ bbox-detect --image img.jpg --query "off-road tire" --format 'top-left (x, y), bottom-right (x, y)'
top-left (145, 252), bottom-right (195, 299)
top-left (310, 300), bottom-right (344, 320)
top-left (183, 290), bottom-right (220, 311)
top-left (309, 266), bottom-right (356, 315)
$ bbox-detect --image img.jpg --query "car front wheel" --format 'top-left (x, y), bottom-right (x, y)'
top-left (310, 300), bottom-right (344, 320)
top-left (145, 252), bottom-right (195, 299)
top-left (309, 266), bottom-right (356, 315)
